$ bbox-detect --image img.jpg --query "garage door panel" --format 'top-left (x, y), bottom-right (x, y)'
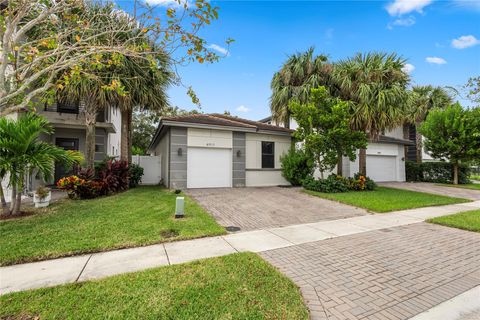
top-left (366, 155), bottom-right (396, 182)
top-left (187, 148), bottom-right (232, 188)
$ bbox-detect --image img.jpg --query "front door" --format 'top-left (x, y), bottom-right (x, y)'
top-left (55, 138), bottom-right (79, 183)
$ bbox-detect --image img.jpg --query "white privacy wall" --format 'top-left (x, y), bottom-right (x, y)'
top-left (245, 133), bottom-right (290, 187)
top-left (132, 155), bottom-right (162, 185)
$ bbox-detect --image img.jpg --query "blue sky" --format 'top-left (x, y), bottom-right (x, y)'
top-left (118, 0), bottom-right (480, 120)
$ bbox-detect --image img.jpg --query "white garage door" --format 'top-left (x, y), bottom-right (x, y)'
top-left (187, 148), bottom-right (232, 188)
top-left (366, 155), bottom-right (397, 182)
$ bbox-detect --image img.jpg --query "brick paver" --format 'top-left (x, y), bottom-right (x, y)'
top-left (186, 187), bottom-right (368, 231)
top-left (260, 223), bottom-right (480, 320)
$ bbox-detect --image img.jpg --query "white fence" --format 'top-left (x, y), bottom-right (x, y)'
top-left (132, 155), bottom-right (162, 185)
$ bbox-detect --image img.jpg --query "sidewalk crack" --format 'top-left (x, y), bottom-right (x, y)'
top-left (75, 254), bottom-right (93, 282)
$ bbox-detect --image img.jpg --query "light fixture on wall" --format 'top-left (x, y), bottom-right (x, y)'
top-left (177, 148), bottom-right (183, 156)
top-left (236, 150), bottom-right (241, 157)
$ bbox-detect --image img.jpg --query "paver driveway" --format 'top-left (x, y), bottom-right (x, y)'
top-left (186, 187), bottom-right (368, 231)
top-left (380, 182), bottom-right (480, 201)
top-left (261, 223), bottom-right (480, 320)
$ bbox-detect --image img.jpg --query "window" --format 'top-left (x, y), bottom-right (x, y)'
top-left (261, 141), bottom-right (275, 168)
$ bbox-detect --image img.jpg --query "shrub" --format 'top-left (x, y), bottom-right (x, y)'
top-left (98, 160), bottom-right (129, 194)
top-left (303, 175), bottom-right (350, 193)
top-left (280, 148), bottom-right (315, 186)
top-left (303, 173), bottom-right (376, 193)
top-left (406, 161), bottom-right (471, 184)
top-left (57, 175), bottom-right (105, 199)
top-left (129, 163), bottom-right (144, 188)
top-left (348, 173), bottom-right (376, 191)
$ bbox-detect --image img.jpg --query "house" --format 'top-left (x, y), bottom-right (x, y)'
top-left (259, 116), bottom-right (414, 182)
top-left (1, 102), bottom-right (122, 199)
top-left (147, 114), bottom-right (293, 189)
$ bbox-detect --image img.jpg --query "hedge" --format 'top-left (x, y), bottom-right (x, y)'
top-left (406, 161), bottom-right (471, 184)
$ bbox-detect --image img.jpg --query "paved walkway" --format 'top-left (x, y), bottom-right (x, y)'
top-left (380, 182), bottom-right (480, 201)
top-left (1, 200), bottom-right (478, 295)
top-left (187, 187), bottom-right (368, 231)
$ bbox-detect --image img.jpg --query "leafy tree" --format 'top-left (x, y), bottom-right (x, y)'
top-left (0, 0), bottom-right (230, 116)
top-left (289, 87), bottom-right (367, 178)
top-left (0, 113), bottom-right (83, 216)
top-left (419, 103), bottom-right (480, 184)
top-left (408, 85), bottom-right (452, 163)
top-left (132, 110), bottom-right (161, 155)
top-left (270, 47), bottom-right (331, 128)
top-left (331, 52), bottom-right (410, 175)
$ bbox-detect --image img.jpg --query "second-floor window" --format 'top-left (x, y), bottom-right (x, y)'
top-left (261, 141), bottom-right (275, 168)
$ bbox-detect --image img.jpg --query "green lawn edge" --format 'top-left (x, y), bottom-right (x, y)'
top-left (428, 209), bottom-right (480, 233)
top-left (303, 186), bottom-right (470, 213)
top-left (0, 186), bottom-right (226, 266)
top-left (0, 252), bottom-right (309, 320)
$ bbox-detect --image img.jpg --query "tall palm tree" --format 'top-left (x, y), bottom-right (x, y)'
top-left (113, 52), bottom-right (172, 163)
top-left (332, 52), bottom-right (410, 176)
top-left (408, 85), bottom-right (452, 163)
top-left (0, 113), bottom-right (82, 216)
top-left (270, 47), bottom-right (331, 128)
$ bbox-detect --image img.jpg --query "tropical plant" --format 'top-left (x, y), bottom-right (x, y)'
top-left (0, 113), bottom-right (83, 215)
top-left (280, 148), bottom-right (315, 186)
top-left (289, 87), bottom-right (367, 178)
top-left (331, 52), bottom-right (410, 176)
top-left (419, 104), bottom-right (480, 184)
top-left (408, 85), bottom-right (452, 162)
top-left (270, 47), bottom-right (331, 127)
top-left (129, 163), bottom-right (144, 188)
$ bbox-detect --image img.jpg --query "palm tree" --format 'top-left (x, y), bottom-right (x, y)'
top-left (331, 52), bottom-right (410, 176)
top-left (113, 52), bottom-right (172, 163)
top-left (0, 113), bottom-right (82, 216)
top-left (408, 85), bottom-right (452, 163)
top-left (270, 47), bottom-right (331, 128)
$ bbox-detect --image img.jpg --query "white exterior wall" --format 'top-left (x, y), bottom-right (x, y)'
top-left (187, 128), bottom-right (232, 149)
top-left (245, 133), bottom-right (290, 186)
top-left (107, 106), bottom-right (122, 158)
top-left (154, 131), bottom-right (170, 187)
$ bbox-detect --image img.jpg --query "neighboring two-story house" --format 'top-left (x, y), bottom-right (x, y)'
top-left (1, 102), bottom-right (122, 199)
top-left (259, 116), bottom-right (414, 182)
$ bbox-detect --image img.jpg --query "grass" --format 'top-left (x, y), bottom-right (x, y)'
top-left (304, 186), bottom-right (469, 213)
top-left (438, 183), bottom-right (480, 191)
top-left (470, 175), bottom-right (480, 181)
top-left (0, 186), bottom-right (225, 266)
top-left (0, 252), bottom-right (309, 320)
top-left (428, 210), bottom-right (480, 233)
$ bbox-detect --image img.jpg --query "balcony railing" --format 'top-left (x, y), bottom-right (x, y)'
top-left (43, 104), bottom-right (106, 122)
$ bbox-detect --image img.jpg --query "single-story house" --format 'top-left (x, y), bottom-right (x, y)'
top-left (147, 114), bottom-right (293, 189)
top-left (259, 116), bottom-right (414, 182)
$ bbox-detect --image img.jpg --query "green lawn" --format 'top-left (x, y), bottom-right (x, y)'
top-left (304, 187), bottom-right (469, 213)
top-left (428, 210), bottom-right (480, 233)
top-left (0, 186), bottom-right (225, 266)
top-left (438, 183), bottom-right (480, 191)
top-left (0, 252), bottom-right (308, 320)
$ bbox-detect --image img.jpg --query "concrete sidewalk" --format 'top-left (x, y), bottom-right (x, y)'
top-left (1, 200), bottom-right (479, 295)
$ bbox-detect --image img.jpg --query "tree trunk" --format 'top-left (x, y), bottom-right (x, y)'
top-left (85, 102), bottom-right (97, 170)
top-left (284, 111), bottom-right (290, 129)
top-left (359, 148), bottom-right (367, 176)
top-left (9, 178), bottom-right (16, 214)
top-left (11, 172), bottom-right (23, 216)
top-left (337, 152), bottom-right (343, 176)
top-left (453, 162), bottom-right (459, 185)
top-left (415, 120), bottom-right (423, 164)
top-left (127, 108), bottom-right (133, 164)
top-left (0, 181), bottom-right (9, 216)
top-left (120, 108), bottom-right (129, 161)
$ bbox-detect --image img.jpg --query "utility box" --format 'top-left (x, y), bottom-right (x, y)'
top-left (175, 196), bottom-right (185, 218)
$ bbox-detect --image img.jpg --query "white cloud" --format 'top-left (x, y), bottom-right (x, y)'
top-left (386, 0), bottom-right (433, 16)
top-left (402, 63), bottom-right (415, 74)
top-left (426, 57), bottom-right (447, 65)
top-left (393, 16), bottom-right (416, 26)
top-left (144, 0), bottom-right (191, 7)
top-left (236, 105), bottom-right (249, 113)
top-left (451, 35), bottom-right (480, 49)
top-left (207, 44), bottom-right (229, 56)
